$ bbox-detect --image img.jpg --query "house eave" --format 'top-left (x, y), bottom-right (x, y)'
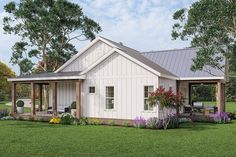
top-left (8, 75), bottom-right (86, 82)
top-left (179, 76), bottom-right (225, 81)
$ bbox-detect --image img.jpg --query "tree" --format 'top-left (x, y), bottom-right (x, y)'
top-left (148, 87), bottom-right (185, 129)
top-left (0, 62), bottom-right (15, 101)
top-left (172, 0), bottom-right (236, 76)
top-left (3, 0), bottom-right (102, 75)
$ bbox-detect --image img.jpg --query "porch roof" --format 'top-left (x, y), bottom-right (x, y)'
top-left (8, 71), bottom-right (85, 82)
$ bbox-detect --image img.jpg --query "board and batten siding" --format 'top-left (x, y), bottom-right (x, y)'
top-left (49, 82), bottom-right (76, 111)
top-left (62, 41), bottom-right (112, 72)
top-left (81, 52), bottom-right (160, 120)
top-left (159, 78), bottom-right (176, 93)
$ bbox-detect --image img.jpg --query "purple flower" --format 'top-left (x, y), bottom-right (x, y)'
top-left (134, 116), bottom-right (146, 128)
top-left (210, 112), bottom-right (230, 124)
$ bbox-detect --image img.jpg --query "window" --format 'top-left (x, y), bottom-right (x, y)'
top-left (144, 86), bottom-right (154, 111)
top-left (106, 86), bottom-right (114, 109)
top-left (89, 86), bottom-right (95, 93)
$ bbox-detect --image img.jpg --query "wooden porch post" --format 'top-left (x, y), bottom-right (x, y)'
top-left (52, 82), bottom-right (57, 116)
top-left (216, 81), bottom-right (225, 112)
top-left (39, 84), bottom-right (43, 111)
top-left (31, 83), bottom-right (36, 116)
top-left (12, 83), bottom-right (17, 114)
top-left (76, 80), bottom-right (81, 119)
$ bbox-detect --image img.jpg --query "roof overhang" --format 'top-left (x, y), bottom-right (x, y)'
top-left (179, 76), bottom-right (225, 81)
top-left (8, 75), bottom-right (86, 82)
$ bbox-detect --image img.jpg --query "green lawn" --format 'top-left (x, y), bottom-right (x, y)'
top-left (0, 120), bottom-right (236, 157)
top-left (0, 101), bottom-right (31, 113)
top-left (203, 101), bottom-right (236, 112)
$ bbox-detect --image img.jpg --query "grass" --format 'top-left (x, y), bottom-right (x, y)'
top-left (203, 101), bottom-right (236, 112)
top-left (0, 101), bottom-right (236, 156)
top-left (0, 120), bottom-right (236, 157)
top-left (0, 101), bottom-right (31, 113)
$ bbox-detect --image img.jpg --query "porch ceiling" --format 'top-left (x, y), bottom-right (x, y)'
top-left (8, 71), bottom-right (85, 82)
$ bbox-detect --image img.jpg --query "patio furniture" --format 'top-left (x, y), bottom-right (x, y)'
top-left (193, 102), bottom-right (204, 113)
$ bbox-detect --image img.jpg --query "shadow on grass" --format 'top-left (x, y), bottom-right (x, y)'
top-left (3, 120), bottom-right (69, 129)
top-left (178, 122), bottom-right (218, 131)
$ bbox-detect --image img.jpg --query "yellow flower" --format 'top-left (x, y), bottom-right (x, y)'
top-left (49, 117), bottom-right (61, 124)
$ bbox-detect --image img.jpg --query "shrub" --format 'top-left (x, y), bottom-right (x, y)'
top-left (0, 116), bottom-right (15, 120)
top-left (146, 117), bottom-right (159, 129)
top-left (16, 100), bottom-right (24, 107)
top-left (79, 117), bottom-right (88, 125)
top-left (88, 118), bottom-right (102, 125)
top-left (0, 109), bottom-right (9, 118)
top-left (108, 120), bottom-right (115, 126)
top-left (167, 114), bottom-right (179, 129)
top-left (122, 121), bottom-right (130, 127)
top-left (134, 116), bottom-right (146, 128)
top-left (178, 117), bottom-right (192, 123)
top-left (49, 117), bottom-right (61, 124)
top-left (60, 113), bottom-right (74, 125)
top-left (190, 115), bottom-right (214, 123)
top-left (210, 112), bottom-right (230, 124)
top-left (71, 101), bottom-right (76, 109)
top-left (227, 112), bottom-right (236, 120)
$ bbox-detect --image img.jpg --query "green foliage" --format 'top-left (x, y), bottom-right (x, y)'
top-left (0, 62), bottom-right (15, 101)
top-left (0, 109), bottom-right (9, 118)
top-left (146, 117), bottom-right (159, 129)
top-left (191, 84), bottom-right (216, 101)
top-left (172, 0), bottom-right (236, 74)
top-left (122, 121), bottom-right (130, 127)
top-left (16, 100), bottom-right (24, 107)
top-left (0, 116), bottom-right (15, 120)
top-left (226, 77), bottom-right (236, 101)
top-left (78, 117), bottom-right (88, 125)
top-left (108, 120), bottom-right (115, 126)
top-left (60, 113), bottom-right (74, 125)
top-left (3, 0), bottom-right (102, 74)
top-left (88, 118), bottom-right (102, 125)
top-left (70, 101), bottom-right (76, 109)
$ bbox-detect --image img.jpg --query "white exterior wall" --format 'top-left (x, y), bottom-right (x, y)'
top-left (81, 52), bottom-right (160, 120)
top-left (49, 82), bottom-right (76, 111)
top-left (62, 41), bottom-right (112, 72)
top-left (159, 78), bottom-right (176, 93)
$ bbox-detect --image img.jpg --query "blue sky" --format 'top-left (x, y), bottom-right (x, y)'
top-left (0, 0), bottom-right (196, 74)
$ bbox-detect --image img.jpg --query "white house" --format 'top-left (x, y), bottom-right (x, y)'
top-left (8, 36), bottom-right (226, 121)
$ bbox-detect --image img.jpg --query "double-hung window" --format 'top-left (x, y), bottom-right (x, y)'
top-left (106, 86), bottom-right (114, 109)
top-left (144, 86), bottom-right (154, 111)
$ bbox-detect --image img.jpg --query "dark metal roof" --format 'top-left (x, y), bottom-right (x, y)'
top-left (142, 48), bottom-right (224, 78)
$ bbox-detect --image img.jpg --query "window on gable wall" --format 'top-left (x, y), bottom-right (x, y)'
top-left (144, 86), bottom-right (154, 111)
top-left (89, 86), bottom-right (95, 93)
top-left (106, 86), bottom-right (114, 109)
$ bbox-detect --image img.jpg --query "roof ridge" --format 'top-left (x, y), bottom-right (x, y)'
top-left (99, 36), bottom-right (140, 53)
top-left (142, 47), bottom-right (198, 54)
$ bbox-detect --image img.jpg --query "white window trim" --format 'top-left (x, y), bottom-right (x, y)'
top-left (88, 86), bottom-right (96, 94)
top-left (104, 86), bottom-right (115, 111)
top-left (143, 85), bottom-right (157, 112)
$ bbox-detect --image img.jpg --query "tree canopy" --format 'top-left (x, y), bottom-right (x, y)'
top-left (0, 61), bottom-right (15, 101)
top-left (172, 0), bottom-right (236, 76)
top-left (3, 0), bottom-right (102, 75)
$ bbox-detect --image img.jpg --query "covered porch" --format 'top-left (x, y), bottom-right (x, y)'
top-left (8, 72), bottom-right (85, 120)
top-left (178, 79), bottom-right (226, 115)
